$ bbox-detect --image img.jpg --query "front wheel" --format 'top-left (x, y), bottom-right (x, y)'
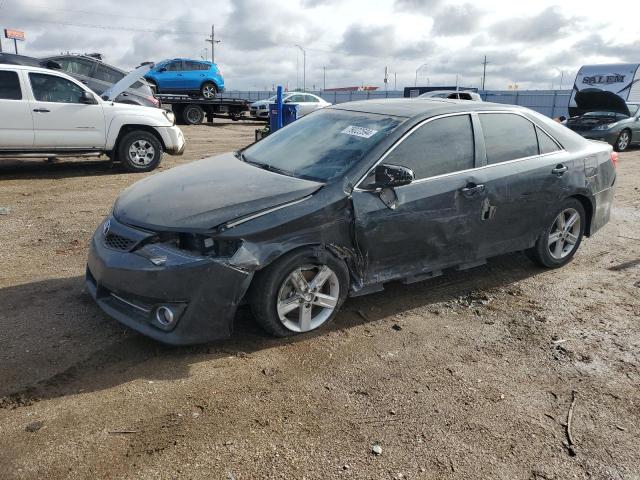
top-left (117, 130), bottom-right (163, 172)
top-left (614, 129), bottom-right (631, 152)
top-left (201, 82), bottom-right (217, 99)
top-left (250, 248), bottom-right (349, 337)
top-left (527, 198), bottom-right (585, 268)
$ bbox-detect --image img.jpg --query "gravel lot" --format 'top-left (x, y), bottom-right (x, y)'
top-left (0, 121), bottom-right (639, 480)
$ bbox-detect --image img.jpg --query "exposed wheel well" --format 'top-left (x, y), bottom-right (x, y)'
top-left (569, 194), bottom-right (594, 236)
top-left (112, 125), bottom-right (166, 156)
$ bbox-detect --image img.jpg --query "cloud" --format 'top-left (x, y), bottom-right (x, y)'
top-left (394, 0), bottom-right (442, 13)
top-left (431, 3), bottom-right (483, 36)
top-left (490, 6), bottom-right (582, 43)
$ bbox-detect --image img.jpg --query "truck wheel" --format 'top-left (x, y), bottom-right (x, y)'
top-left (250, 248), bottom-right (349, 337)
top-left (201, 82), bottom-right (217, 99)
top-left (117, 130), bottom-right (163, 172)
top-left (182, 104), bottom-right (205, 125)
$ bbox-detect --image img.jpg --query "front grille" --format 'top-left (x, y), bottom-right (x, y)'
top-left (104, 232), bottom-right (136, 251)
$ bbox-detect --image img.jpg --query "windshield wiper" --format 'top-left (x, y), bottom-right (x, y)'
top-left (237, 151), bottom-right (298, 178)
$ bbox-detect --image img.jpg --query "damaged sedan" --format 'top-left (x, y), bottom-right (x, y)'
top-left (86, 99), bottom-right (616, 345)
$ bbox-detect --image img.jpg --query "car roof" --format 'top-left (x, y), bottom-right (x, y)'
top-left (0, 63), bottom-right (65, 74)
top-left (329, 98), bottom-right (505, 118)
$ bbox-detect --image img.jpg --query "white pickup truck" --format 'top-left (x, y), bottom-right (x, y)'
top-left (0, 63), bottom-right (185, 172)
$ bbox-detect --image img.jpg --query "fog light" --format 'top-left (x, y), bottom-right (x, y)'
top-left (155, 306), bottom-right (175, 326)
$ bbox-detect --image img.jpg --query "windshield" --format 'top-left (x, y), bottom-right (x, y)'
top-left (241, 109), bottom-right (403, 182)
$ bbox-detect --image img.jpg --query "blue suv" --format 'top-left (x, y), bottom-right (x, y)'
top-left (145, 59), bottom-right (225, 99)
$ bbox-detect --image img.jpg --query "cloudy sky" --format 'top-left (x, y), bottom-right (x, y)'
top-left (2, 0), bottom-right (639, 91)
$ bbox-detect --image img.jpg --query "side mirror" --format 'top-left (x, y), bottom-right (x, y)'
top-left (374, 164), bottom-right (414, 189)
top-left (80, 91), bottom-right (98, 104)
top-left (158, 67), bottom-right (167, 73)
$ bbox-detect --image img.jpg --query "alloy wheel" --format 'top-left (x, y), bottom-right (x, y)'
top-left (276, 264), bottom-right (339, 333)
top-left (202, 85), bottom-right (216, 99)
top-left (617, 131), bottom-right (630, 151)
top-left (127, 140), bottom-right (155, 166)
top-left (547, 208), bottom-right (581, 260)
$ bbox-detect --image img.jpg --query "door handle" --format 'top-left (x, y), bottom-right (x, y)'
top-left (460, 183), bottom-right (485, 197)
top-left (33, 108), bottom-right (50, 113)
top-left (552, 164), bottom-right (568, 175)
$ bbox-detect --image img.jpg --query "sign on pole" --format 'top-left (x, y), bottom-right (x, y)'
top-left (4, 29), bottom-right (25, 54)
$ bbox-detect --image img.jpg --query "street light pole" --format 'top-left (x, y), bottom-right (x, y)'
top-left (414, 63), bottom-right (428, 87)
top-left (295, 44), bottom-right (306, 91)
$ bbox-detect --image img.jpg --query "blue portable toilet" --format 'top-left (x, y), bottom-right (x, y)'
top-left (269, 103), bottom-right (299, 132)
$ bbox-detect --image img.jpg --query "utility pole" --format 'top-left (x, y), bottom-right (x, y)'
top-left (481, 56), bottom-right (489, 90)
top-left (205, 25), bottom-right (221, 63)
top-left (323, 66), bottom-right (326, 91)
top-left (295, 44), bottom-right (306, 92)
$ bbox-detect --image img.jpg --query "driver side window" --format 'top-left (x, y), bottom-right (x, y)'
top-left (165, 61), bottom-right (183, 72)
top-left (29, 73), bottom-right (86, 103)
top-left (383, 114), bottom-right (475, 180)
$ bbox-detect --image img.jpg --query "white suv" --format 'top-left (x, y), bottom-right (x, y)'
top-left (0, 64), bottom-right (185, 172)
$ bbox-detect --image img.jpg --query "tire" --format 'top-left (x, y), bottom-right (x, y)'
top-left (250, 247), bottom-right (350, 337)
top-left (614, 129), bottom-right (631, 152)
top-left (181, 104), bottom-right (205, 125)
top-left (526, 198), bottom-right (586, 269)
top-left (201, 82), bottom-right (217, 99)
top-left (117, 130), bottom-right (163, 173)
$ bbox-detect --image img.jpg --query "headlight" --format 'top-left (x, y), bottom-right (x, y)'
top-left (594, 122), bottom-right (615, 130)
top-left (162, 110), bottom-right (176, 125)
top-left (259, 104), bottom-right (267, 110)
top-left (142, 232), bottom-right (241, 257)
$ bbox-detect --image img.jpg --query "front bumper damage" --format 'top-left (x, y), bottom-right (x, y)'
top-left (86, 217), bottom-right (252, 345)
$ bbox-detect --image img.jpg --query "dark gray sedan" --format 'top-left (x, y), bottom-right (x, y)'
top-left (86, 99), bottom-right (616, 345)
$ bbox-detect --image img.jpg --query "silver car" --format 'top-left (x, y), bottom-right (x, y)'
top-left (250, 92), bottom-right (331, 119)
top-left (419, 90), bottom-right (483, 101)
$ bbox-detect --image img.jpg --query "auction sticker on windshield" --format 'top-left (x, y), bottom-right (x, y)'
top-left (341, 126), bottom-right (378, 139)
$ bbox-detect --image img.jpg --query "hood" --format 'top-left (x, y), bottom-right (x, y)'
top-left (251, 99), bottom-right (273, 107)
top-left (572, 90), bottom-right (630, 117)
top-left (114, 153), bottom-right (322, 231)
top-left (102, 63), bottom-right (154, 101)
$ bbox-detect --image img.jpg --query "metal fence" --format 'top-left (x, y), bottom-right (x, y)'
top-left (225, 89), bottom-right (571, 118)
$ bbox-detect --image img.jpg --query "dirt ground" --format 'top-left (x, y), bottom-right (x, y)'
top-left (0, 121), bottom-right (638, 480)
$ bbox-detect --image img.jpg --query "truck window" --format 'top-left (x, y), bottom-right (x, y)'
top-left (0, 71), bottom-right (22, 100)
top-left (29, 73), bottom-right (86, 103)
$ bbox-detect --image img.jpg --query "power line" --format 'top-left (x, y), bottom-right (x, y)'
top-left (3, 0), bottom-right (211, 25)
top-left (0, 14), bottom-right (202, 35)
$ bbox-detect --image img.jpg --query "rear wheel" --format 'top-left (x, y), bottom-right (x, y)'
top-left (250, 248), bottom-right (349, 337)
top-left (527, 198), bottom-right (585, 268)
top-left (614, 129), bottom-right (631, 152)
top-left (117, 130), bottom-right (163, 172)
top-left (201, 82), bottom-right (217, 99)
top-left (181, 104), bottom-right (205, 125)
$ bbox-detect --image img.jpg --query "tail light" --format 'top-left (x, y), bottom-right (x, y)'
top-left (610, 151), bottom-right (618, 169)
top-left (148, 96), bottom-right (161, 108)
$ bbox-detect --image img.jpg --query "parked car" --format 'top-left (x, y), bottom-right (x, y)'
top-left (86, 99), bottom-right (615, 345)
top-left (566, 90), bottom-right (640, 151)
top-left (250, 92), bottom-right (331, 119)
top-left (144, 59), bottom-right (225, 99)
top-left (41, 54), bottom-right (160, 108)
top-left (0, 63), bottom-right (184, 172)
top-left (419, 90), bottom-right (483, 101)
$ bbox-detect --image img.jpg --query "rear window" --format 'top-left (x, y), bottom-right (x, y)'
top-left (0, 70), bottom-right (22, 100)
top-left (384, 114), bottom-right (475, 179)
top-left (93, 63), bottom-right (124, 83)
top-left (480, 113), bottom-right (539, 164)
